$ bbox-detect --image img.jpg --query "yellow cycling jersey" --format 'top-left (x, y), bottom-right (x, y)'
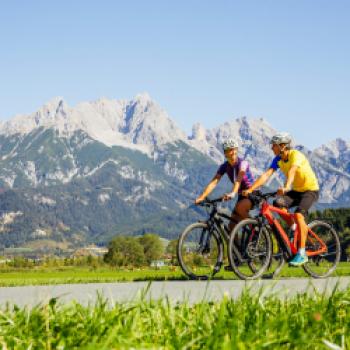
top-left (269, 149), bottom-right (319, 192)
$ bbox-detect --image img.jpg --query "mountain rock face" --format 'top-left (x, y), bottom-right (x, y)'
top-left (0, 94), bottom-right (349, 248)
top-left (313, 139), bottom-right (350, 173)
top-left (1, 93), bottom-right (186, 155)
top-left (311, 139), bottom-right (350, 204)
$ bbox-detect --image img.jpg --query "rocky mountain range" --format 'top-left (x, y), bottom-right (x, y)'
top-left (0, 93), bottom-right (349, 249)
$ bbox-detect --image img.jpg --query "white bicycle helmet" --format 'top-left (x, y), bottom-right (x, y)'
top-left (270, 132), bottom-right (292, 145)
top-left (222, 139), bottom-right (239, 151)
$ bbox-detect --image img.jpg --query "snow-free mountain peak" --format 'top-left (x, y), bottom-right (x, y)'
top-left (133, 92), bottom-right (152, 104)
top-left (121, 94), bottom-right (186, 146)
top-left (314, 138), bottom-right (350, 159)
top-left (0, 93), bottom-right (187, 153)
top-left (190, 123), bottom-right (206, 141)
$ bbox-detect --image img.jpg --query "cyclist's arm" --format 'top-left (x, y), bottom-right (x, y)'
top-left (279, 151), bottom-right (302, 194)
top-left (195, 174), bottom-right (222, 203)
top-left (243, 168), bottom-right (275, 194)
top-left (284, 165), bottom-right (298, 191)
top-left (224, 170), bottom-right (245, 200)
top-left (233, 170), bottom-right (245, 193)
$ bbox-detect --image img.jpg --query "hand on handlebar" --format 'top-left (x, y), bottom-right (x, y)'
top-left (241, 189), bottom-right (253, 197)
top-left (277, 187), bottom-right (289, 196)
top-left (223, 192), bottom-right (236, 201)
top-left (194, 196), bottom-right (206, 205)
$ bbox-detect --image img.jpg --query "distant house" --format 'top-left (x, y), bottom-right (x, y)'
top-left (72, 245), bottom-right (108, 257)
top-left (150, 260), bottom-right (166, 268)
top-left (0, 259), bottom-right (11, 264)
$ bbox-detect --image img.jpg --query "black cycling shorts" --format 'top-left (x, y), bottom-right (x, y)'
top-left (273, 190), bottom-right (319, 215)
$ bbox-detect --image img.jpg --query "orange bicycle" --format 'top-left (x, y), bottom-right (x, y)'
top-left (228, 191), bottom-right (341, 280)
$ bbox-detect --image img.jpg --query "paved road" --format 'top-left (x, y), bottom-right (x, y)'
top-left (0, 277), bottom-right (349, 307)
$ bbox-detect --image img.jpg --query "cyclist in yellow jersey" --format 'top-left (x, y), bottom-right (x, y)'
top-left (242, 132), bottom-right (319, 266)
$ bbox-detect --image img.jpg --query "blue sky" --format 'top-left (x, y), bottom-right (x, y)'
top-left (0, 1), bottom-right (349, 149)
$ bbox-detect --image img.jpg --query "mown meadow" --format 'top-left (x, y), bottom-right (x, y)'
top-left (0, 285), bottom-right (349, 349)
top-left (0, 263), bottom-right (350, 287)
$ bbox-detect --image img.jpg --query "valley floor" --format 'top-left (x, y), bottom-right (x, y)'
top-left (0, 263), bottom-right (350, 287)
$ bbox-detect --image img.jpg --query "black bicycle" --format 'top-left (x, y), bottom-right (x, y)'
top-left (177, 198), bottom-right (233, 280)
top-left (177, 197), bottom-right (272, 280)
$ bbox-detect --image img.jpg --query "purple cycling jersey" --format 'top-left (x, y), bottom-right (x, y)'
top-left (217, 158), bottom-right (254, 193)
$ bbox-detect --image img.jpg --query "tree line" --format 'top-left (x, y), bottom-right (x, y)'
top-left (104, 208), bottom-right (350, 266)
top-left (2, 206), bottom-right (350, 269)
top-left (308, 207), bottom-right (350, 259)
top-left (103, 233), bottom-right (176, 267)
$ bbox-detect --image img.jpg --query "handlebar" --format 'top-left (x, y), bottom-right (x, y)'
top-left (247, 191), bottom-right (277, 205)
top-left (196, 197), bottom-right (224, 207)
top-left (195, 191), bottom-right (277, 208)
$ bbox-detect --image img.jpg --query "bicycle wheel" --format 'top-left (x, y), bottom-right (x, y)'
top-left (247, 224), bottom-right (286, 279)
top-left (228, 218), bottom-right (272, 280)
top-left (177, 222), bottom-right (224, 280)
top-left (303, 220), bottom-right (341, 278)
top-left (262, 226), bottom-right (286, 279)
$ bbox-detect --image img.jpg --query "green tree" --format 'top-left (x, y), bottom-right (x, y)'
top-left (138, 233), bottom-right (164, 265)
top-left (166, 239), bottom-right (178, 265)
top-left (346, 245), bottom-right (350, 261)
top-left (104, 236), bottom-right (145, 267)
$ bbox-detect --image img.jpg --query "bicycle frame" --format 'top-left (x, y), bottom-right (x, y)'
top-left (206, 209), bottom-right (232, 243)
top-left (193, 199), bottom-right (233, 258)
top-left (260, 201), bottom-right (327, 258)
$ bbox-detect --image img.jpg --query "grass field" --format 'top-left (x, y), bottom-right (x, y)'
top-left (0, 285), bottom-right (349, 349)
top-left (0, 262), bottom-right (350, 286)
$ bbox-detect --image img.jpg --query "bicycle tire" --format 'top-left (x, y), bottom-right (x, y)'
top-left (268, 240), bottom-right (286, 278)
top-left (228, 218), bottom-right (272, 280)
top-left (177, 222), bottom-right (224, 280)
top-left (247, 223), bottom-right (286, 279)
top-left (261, 225), bottom-right (286, 279)
top-left (302, 220), bottom-right (341, 278)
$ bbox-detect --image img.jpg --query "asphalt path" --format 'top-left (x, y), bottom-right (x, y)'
top-left (0, 277), bottom-right (349, 307)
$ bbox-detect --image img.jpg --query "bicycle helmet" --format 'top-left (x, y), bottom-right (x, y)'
top-left (270, 132), bottom-right (292, 145)
top-left (222, 139), bottom-right (239, 151)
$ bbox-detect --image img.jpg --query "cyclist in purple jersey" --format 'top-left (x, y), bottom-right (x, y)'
top-left (216, 159), bottom-right (254, 193)
top-left (195, 138), bottom-right (255, 232)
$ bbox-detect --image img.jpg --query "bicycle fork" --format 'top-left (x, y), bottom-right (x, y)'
top-left (198, 227), bottom-right (211, 254)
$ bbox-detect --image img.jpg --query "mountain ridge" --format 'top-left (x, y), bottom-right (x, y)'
top-left (0, 93), bottom-right (349, 248)
top-left (2, 94), bottom-right (347, 155)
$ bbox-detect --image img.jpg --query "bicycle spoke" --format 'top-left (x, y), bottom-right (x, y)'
top-left (303, 221), bottom-right (341, 278)
top-left (178, 223), bottom-right (222, 280)
top-left (320, 252), bottom-right (337, 257)
top-left (228, 219), bottom-right (272, 280)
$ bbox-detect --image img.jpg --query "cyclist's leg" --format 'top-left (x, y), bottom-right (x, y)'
top-left (294, 191), bottom-right (319, 249)
top-left (228, 214), bottom-right (240, 233)
top-left (229, 197), bottom-right (253, 245)
top-left (273, 192), bottom-right (296, 227)
top-left (225, 197), bottom-right (253, 271)
top-left (232, 197), bottom-right (253, 248)
top-left (229, 196), bottom-right (253, 232)
top-left (290, 191), bottom-right (319, 266)
top-left (234, 197), bottom-right (253, 218)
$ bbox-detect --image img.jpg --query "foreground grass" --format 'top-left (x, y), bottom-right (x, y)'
top-left (0, 263), bottom-right (350, 286)
top-left (0, 286), bottom-right (349, 349)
